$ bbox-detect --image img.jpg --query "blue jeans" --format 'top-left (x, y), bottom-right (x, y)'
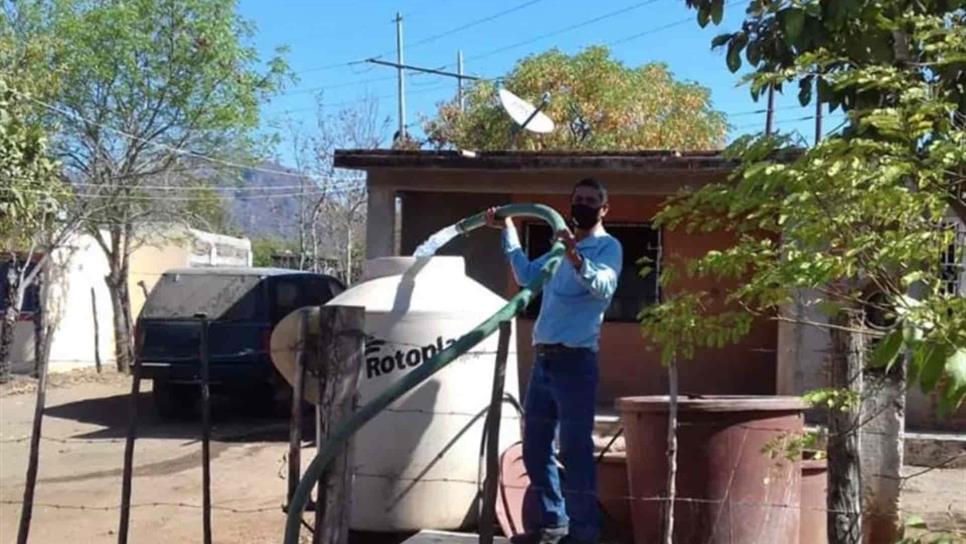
top-left (522, 348), bottom-right (599, 541)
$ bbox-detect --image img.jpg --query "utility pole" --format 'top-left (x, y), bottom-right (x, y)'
top-left (395, 12), bottom-right (406, 140)
top-left (457, 50), bottom-right (465, 112)
top-left (366, 57), bottom-right (481, 118)
top-left (814, 78), bottom-right (823, 145)
top-left (765, 86), bottom-right (776, 136)
top-left (368, 26), bottom-right (481, 126)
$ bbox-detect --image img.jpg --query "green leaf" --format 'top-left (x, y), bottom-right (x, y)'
top-left (918, 343), bottom-right (950, 393)
top-left (710, 0), bottom-right (724, 24)
top-left (937, 379), bottom-right (966, 419)
top-left (945, 349), bottom-right (966, 391)
top-left (697, 5), bottom-right (711, 28)
top-left (903, 515), bottom-right (927, 529)
top-left (817, 301), bottom-right (843, 317)
top-left (903, 320), bottom-right (923, 346)
top-left (869, 330), bottom-right (903, 370)
top-left (798, 76), bottom-right (813, 106)
top-left (817, 77), bottom-right (832, 102)
top-left (711, 33), bottom-right (732, 49)
top-left (746, 41), bottom-right (761, 65)
top-left (781, 9), bottom-right (806, 47)
top-left (727, 40), bottom-right (741, 72)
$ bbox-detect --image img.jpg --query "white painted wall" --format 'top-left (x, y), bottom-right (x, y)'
top-left (10, 233), bottom-right (114, 374)
top-left (9, 228), bottom-right (253, 375)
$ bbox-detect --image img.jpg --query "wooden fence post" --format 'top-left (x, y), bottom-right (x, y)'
top-left (15, 324), bottom-right (51, 544)
top-left (91, 288), bottom-right (101, 374)
top-left (287, 309), bottom-right (310, 509)
top-left (117, 328), bottom-right (144, 544)
top-left (312, 305), bottom-right (364, 544)
top-left (196, 314), bottom-right (212, 544)
top-left (479, 321), bottom-right (511, 544)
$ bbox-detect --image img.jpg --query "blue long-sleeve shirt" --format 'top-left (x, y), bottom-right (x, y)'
top-left (502, 226), bottom-right (623, 351)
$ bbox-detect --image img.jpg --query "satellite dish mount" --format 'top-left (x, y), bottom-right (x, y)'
top-left (498, 88), bottom-right (555, 147)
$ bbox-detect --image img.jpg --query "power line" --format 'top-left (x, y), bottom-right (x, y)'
top-left (273, 74), bottom-right (397, 98)
top-left (607, 1), bottom-right (742, 47)
top-left (65, 178), bottom-right (364, 192)
top-left (403, 0), bottom-right (546, 53)
top-left (0, 172), bottom-right (367, 200)
top-left (731, 111), bottom-right (847, 132)
top-left (263, 82), bottom-right (452, 118)
top-left (273, 2), bottom-right (725, 119)
top-left (0, 187), bottom-right (360, 202)
top-left (20, 93), bottom-right (317, 180)
top-left (291, 1), bottom-right (545, 77)
top-left (289, 60), bottom-right (357, 76)
top-left (364, 58), bottom-right (483, 81)
top-left (284, 2), bottom-right (438, 64)
top-left (465, 0), bottom-right (664, 64)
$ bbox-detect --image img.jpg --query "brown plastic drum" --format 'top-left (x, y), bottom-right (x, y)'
top-left (597, 452), bottom-right (633, 544)
top-left (800, 459), bottom-right (828, 544)
top-left (616, 395), bottom-right (805, 544)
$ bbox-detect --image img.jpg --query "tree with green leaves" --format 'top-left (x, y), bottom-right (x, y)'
top-left (641, 2), bottom-right (965, 542)
top-left (0, 7), bottom-right (71, 382)
top-left (251, 237), bottom-right (297, 267)
top-left (425, 46), bottom-right (729, 151)
top-left (10, 0), bottom-right (289, 371)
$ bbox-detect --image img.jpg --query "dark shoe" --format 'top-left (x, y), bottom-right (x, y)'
top-left (509, 527), bottom-right (568, 544)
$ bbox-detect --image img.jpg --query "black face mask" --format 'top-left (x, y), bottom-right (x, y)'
top-left (570, 203), bottom-right (601, 230)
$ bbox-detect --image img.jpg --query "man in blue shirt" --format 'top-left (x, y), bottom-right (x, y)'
top-left (486, 178), bottom-right (622, 544)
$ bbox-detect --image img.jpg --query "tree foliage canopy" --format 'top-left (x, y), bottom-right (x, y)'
top-left (26, 0), bottom-right (290, 240)
top-left (0, 13), bottom-right (66, 249)
top-left (3, 0), bottom-right (291, 371)
top-left (641, 1), bottom-right (966, 415)
top-left (425, 46), bottom-right (729, 151)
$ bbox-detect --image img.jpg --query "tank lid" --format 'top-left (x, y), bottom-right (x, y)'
top-left (362, 256), bottom-right (466, 281)
top-left (615, 395), bottom-right (805, 413)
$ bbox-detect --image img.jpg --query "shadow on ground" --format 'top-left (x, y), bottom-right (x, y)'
top-left (43, 389), bottom-right (316, 443)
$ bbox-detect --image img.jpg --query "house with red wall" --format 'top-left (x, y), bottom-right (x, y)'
top-left (334, 149), bottom-right (965, 430)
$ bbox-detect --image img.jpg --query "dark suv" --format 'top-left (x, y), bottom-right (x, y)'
top-left (135, 267), bottom-right (343, 418)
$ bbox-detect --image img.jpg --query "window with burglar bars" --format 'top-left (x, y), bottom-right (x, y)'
top-left (522, 222), bottom-right (661, 322)
top-left (941, 221), bottom-right (966, 296)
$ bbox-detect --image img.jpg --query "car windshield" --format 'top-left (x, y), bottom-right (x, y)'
top-left (141, 273), bottom-right (265, 321)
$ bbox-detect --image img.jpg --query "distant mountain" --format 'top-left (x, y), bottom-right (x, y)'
top-left (203, 161), bottom-right (319, 241)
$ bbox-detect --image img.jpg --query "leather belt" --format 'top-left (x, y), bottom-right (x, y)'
top-left (535, 343), bottom-right (583, 356)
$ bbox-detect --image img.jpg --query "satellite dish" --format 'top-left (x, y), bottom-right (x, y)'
top-left (498, 88), bottom-right (555, 134)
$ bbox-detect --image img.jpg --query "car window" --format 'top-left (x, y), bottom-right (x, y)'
top-left (270, 275), bottom-right (346, 322)
top-left (272, 278), bottom-right (304, 322)
top-left (142, 273), bottom-right (265, 321)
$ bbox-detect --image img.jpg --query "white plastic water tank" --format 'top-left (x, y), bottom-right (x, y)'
top-left (328, 256), bottom-right (521, 531)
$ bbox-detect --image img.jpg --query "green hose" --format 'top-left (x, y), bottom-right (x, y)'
top-left (283, 203), bottom-right (567, 544)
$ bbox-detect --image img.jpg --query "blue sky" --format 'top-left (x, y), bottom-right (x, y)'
top-left (240, 0), bottom-right (844, 165)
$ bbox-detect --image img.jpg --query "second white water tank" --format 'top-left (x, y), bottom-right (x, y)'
top-left (327, 256), bottom-right (521, 531)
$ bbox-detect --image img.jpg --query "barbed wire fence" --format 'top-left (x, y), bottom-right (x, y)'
top-left (3, 327), bottom-right (964, 543)
top-left (1, 401), bottom-right (963, 541)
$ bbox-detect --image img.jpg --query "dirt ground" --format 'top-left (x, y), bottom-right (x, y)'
top-left (1, 371), bottom-right (964, 544)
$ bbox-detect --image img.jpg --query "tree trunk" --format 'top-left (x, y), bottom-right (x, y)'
top-left (0, 259), bottom-right (21, 382)
top-left (106, 264), bottom-right (134, 373)
top-left (344, 226), bottom-right (353, 285)
top-left (18, 262), bottom-right (54, 544)
top-left (827, 308), bottom-right (865, 544)
top-left (32, 300), bottom-right (43, 378)
top-left (663, 358), bottom-right (679, 544)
